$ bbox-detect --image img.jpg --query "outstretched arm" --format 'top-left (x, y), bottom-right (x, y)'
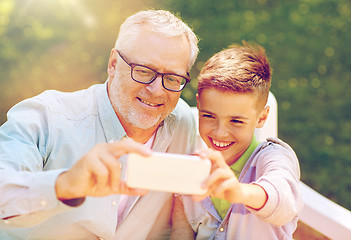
top-left (194, 149), bottom-right (268, 210)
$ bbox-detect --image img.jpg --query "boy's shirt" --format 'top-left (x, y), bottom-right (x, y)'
top-left (211, 136), bottom-right (260, 219)
top-left (178, 137), bottom-right (302, 240)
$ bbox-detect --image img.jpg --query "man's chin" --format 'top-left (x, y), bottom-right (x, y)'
top-left (128, 115), bottom-right (162, 130)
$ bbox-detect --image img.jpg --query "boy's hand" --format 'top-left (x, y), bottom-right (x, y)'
top-left (193, 148), bottom-right (268, 210)
top-left (193, 149), bottom-right (244, 203)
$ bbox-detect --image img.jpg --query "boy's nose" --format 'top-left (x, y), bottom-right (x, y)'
top-left (213, 122), bottom-right (229, 137)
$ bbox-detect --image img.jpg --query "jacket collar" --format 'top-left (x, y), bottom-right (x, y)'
top-left (97, 82), bottom-right (126, 143)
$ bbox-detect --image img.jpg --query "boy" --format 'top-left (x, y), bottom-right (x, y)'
top-left (172, 42), bottom-right (303, 239)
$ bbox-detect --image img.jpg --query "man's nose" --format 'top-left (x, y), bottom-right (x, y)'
top-left (146, 76), bottom-right (164, 96)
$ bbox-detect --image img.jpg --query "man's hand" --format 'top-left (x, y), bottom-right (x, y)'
top-left (55, 138), bottom-right (151, 201)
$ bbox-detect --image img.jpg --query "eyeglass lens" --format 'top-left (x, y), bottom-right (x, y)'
top-left (132, 65), bottom-right (187, 91)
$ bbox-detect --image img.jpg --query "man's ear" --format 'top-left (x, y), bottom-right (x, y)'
top-left (256, 106), bottom-right (270, 128)
top-left (107, 49), bottom-right (118, 79)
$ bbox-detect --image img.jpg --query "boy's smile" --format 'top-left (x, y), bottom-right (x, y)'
top-left (197, 88), bottom-right (268, 166)
top-left (211, 138), bottom-right (233, 149)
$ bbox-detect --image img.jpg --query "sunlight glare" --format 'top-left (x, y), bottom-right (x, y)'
top-left (24, 0), bottom-right (96, 28)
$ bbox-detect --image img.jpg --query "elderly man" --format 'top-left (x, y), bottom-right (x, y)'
top-left (0, 10), bottom-right (199, 239)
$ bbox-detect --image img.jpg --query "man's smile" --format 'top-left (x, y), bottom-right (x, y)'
top-left (137, 97), bottom-right (163, 107)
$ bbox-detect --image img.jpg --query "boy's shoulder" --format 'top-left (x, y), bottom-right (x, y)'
top-left (253, 137), bottom-right (298, 161)
top-left (262, 137), bottom-right (293, 150)
top-left (249, 137), bottom-right (300, 178)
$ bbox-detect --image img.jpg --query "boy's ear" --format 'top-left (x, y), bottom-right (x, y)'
top-left (107, 49), bottom-right (118, 79)
top-left (256, 106), bottom-right (270, 128)
top-left (196, 93), bottom-right (199, 109)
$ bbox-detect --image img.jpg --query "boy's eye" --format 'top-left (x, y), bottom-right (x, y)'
top-left (201, 113), bottom-right (213, 118)
top-left (231, 119), bottom-right (244, 124)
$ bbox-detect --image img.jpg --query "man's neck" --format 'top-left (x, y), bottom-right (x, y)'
top-left (114, 112), bottom-right (158, 143)
top-left (124, 123), bottom-right (158, 144)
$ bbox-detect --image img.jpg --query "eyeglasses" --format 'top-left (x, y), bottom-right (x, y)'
top-left (116, 50), bottom-right (190, 92)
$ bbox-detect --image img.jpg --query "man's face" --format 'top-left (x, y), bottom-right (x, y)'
top-left (108, 28), bottom-right (190, 130)
top-left (197, 88), bottom-right (268, 166)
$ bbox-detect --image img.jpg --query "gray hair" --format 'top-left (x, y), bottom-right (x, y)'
top-left (115, 10), bottom-right (199, 70)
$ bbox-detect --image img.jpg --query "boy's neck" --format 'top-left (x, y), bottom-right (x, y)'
top-left (229, 136), bottom-right (260, 175)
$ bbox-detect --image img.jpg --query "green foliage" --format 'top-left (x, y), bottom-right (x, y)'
top-left (161, 0), bottom-right (351, 210)
top-left (0, 0), bottom-right (350, 210)
top-left (0, 0), bottom-right (157, 122)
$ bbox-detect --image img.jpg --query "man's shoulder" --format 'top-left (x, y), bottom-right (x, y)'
top-left (171, 98), bottom-right (193, 120)
top-left (166, 99), bottom-right (195, 131)
top-left (37, 84), bottom-right (103, 104)
top-left (33, 83), bottom-right (105, 118)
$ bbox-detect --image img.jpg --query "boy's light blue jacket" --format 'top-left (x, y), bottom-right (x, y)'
top-left (0, 82), bottom-right (197, 239)
top-left (180, 138), bottom-right (303, 240)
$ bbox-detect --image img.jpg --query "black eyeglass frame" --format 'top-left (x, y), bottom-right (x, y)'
top-left (116, 49), bottom-right (190, 92)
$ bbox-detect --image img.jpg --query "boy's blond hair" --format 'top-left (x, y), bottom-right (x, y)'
top-left (198, 41), bottom-right (272, 111)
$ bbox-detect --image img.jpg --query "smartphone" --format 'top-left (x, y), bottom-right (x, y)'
top-left (119, 152), bottom-right (211, 195)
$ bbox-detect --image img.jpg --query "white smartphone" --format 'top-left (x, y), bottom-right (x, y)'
top-left (119, 152), bottom-right (211, 195)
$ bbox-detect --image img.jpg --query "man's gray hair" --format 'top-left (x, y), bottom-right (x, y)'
top-left (115, 10), bottom-right (199, 70)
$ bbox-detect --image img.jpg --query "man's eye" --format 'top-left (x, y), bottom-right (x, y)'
top-left (136, 69), bottom-right (152, 75)
top-left (169, 78), bottom-right (179, 83)
top-left (133, 66), bottom-right (154, 76)
top-left (166, 76), bottom-right (182, 84)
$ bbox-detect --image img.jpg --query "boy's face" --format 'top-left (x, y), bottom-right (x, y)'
top-left (197, 88), bottom-right (269, 166)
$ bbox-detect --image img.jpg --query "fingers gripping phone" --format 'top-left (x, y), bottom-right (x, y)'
top-left (119, 152), bottom-right (211, 195)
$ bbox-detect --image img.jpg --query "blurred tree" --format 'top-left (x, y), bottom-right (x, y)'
top-left (160, 0), bottom-right (351, 210)
top-left (0, 0), bottom-right (158, 122)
